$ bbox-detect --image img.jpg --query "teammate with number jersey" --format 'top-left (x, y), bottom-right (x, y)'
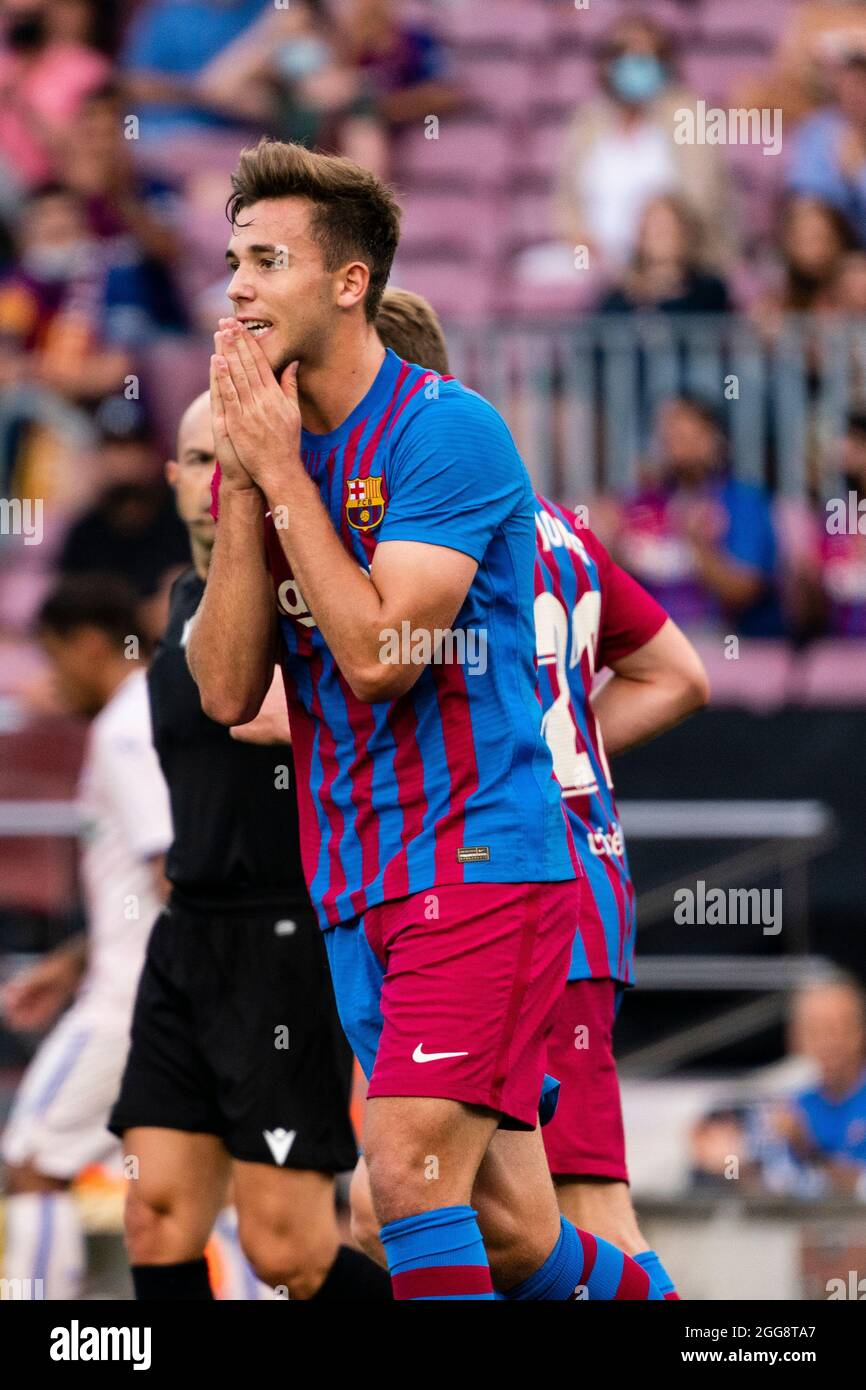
top-left (339, 288), bottom-right (709, 1298)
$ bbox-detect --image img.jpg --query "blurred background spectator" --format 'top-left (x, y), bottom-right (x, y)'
top-left (597, 195), bottom-right (731, 315)
top-left (611, 394), bottom-right (782, 637)
top-left (786, 48), bottom-right (866, 245)
top-left (689, 977), bottom-right (866, 1200)
top-left (0, 0), bottom-right (866, 1301)
top-left (0, 0), bottom-right (112, 197)
top-left (553, 11), bottom-right (738, 275)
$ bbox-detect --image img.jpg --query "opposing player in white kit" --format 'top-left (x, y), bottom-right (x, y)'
top-left (1, 575), bottom-right (171, 1300)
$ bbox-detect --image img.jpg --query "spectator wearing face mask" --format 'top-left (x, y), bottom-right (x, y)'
top-left (553, 12), bottom-right (738, 276)
top-left (0, 0), bottom-right (110, 190)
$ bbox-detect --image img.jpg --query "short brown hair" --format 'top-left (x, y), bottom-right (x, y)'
top-left (376, 288), bottom-right (450, 373)
top-left (228, 139), bottom-right (402, 321)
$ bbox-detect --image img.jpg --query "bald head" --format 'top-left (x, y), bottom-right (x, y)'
top-left (166, 389), bottom-right (217, 566)
top-left (176, 389), bottom-right (212, 459)
top-left (790, 977), bottom-right (866, 1093)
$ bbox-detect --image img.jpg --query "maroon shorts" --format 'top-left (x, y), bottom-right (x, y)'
top-left (333, 878), bottom-right (581, 1130)
top-left (541, 977), bottom-right (629, 1182)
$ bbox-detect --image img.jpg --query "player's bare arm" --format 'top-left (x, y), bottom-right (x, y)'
top-left (592, 618), bottom-right (710, 758)
top-left (186, 355), bottom-right (278, 726)
top-left (230, 665), bottom-right (292, 745)
top-left (216, 320), bottom-right (478, 703)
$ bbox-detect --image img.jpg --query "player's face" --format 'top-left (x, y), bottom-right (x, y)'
top-left (39, 629), bottom-right (105, 717)
top-left (166, 397), bottom-right (216, 540)
top-left (224, 198), bottom-right (336, 376)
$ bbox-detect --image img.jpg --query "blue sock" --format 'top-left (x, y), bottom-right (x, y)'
top-left (503, 1216), bottom-right (664, 1300)
top-left (635, 1249), bottom-right (679, 1299)
top-left (379, 1205), bottom-right (494, 1300)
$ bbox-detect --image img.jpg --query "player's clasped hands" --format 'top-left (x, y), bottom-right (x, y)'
top-left (210, 316), bottom-right (302, 499)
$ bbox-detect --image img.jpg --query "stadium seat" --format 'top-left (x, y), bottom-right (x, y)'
top-left (390, 254), bottom-right (496, 322)
top-left (514, 114), bottom-right (569, 185)
top-left (438, 0), bottom-right (555, 54)
top-left (696, 0), bottom-right (791, 43)
top-left (399, 189), bottom-right (506, 259)
top-left (393, 119), bottom-right (513, 190)
top-left (461, 54), bottom-right (545, 118)
top-left (548, 51), bottom-right (597, 110)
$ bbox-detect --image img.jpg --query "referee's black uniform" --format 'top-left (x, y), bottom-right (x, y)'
top-left (110, 567), bottom-right (357, 1174)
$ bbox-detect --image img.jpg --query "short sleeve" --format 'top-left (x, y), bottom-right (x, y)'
top-left (380, 390), bottom-right (529, 563)
top-left (579, 524), bottom-right (669, 666)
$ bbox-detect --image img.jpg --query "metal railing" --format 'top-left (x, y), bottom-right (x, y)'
top-left (443, 314), bottom-right (866, 501)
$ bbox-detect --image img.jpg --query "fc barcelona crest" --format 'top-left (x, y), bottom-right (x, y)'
top-left (346, 475), bottom-right (385, 532)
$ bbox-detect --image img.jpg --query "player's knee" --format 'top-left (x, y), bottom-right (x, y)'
top-left (124, 1185), bottom-right (202, 1264)
top-left (365, 1147), bottom-right (454, 1226)
top-left (124, 1189), bottom-right (166, 1262)
top-left (238, 1217), bottom-right (332, 1299)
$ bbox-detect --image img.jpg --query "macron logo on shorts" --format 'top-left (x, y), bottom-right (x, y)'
top-left (412, 1044), bottom-right (469, 1063)
top-left (263, 1128), bottom-right (297, 1164)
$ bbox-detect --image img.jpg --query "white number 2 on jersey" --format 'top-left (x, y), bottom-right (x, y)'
top-left (534, 589), bottom-right (613, 797)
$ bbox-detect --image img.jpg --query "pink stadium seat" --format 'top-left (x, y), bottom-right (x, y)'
top-left (548, 51), bottom-right (597, 110)
top-left (399, 190), bottom-right (506, 258)
top-left (691, 639), bottom-right (794, 710)
top-left (507, 186), bottom-right (557, 252)
top-left (681, 49), bottom-right (774, 105)
top-left (462, 54), bottom-right (542, 117)
top-left (550, 0), bottom-right (698, 43)
top-left (392, 255), bottom-right (496, 323)
top-left (503, 268), bottom-right (602, 320)
top-left (439, 0), bottom-right (554, 52)
top-left (799, 640), bottom-right (866, 704)
top-left (515, 115), bottom-right (569, 185)
top-left (697, 0), bottom-right (790, 43)
top-left (393, 120), bottom-right (513, 189)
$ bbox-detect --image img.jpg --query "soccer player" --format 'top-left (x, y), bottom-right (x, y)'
top-left (108, 390), bottom-right (390, 1301)
top-left (322, 288), bottom-right (707, 1298)
top-left (189, 139), bottom-right (668, 1300)
top-left (1, 576), bottom-right (172, 1300)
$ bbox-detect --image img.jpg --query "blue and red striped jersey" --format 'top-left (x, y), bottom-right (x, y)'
top-left (533, 497), bottom-right (667, 983)
top-left (266, 349), bottom-right (579, 928)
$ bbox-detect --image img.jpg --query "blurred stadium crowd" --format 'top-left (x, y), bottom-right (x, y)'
top-left (2, 0), bottom-right (866, 1295)
top-left (1, 0), bottom-right (866, 649)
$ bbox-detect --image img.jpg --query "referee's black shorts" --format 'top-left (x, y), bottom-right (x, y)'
top-left (109, 895), bottom-right (358, 1173)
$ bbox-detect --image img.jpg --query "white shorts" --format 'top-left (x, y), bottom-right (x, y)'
top-left (1, 999), bottom-right (132, 1179)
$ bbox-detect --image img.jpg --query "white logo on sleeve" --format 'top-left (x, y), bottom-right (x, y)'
top-left (263, 1128), bottom-right (297, 1164)
top-left (412, 1044), bottom-right (469, 1064)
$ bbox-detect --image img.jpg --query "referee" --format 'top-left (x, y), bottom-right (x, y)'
top-left (109, 391), bottom-right (390, 1301)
